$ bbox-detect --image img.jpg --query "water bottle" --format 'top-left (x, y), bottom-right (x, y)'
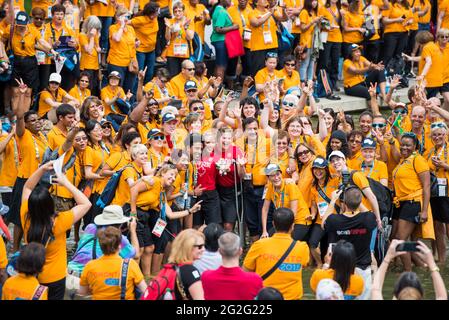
top-left (163, 289), bottom-right (173, 300)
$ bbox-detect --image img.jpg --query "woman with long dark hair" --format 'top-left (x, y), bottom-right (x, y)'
top-left (21, 161), bottom-right (91, 300)
top-left (326, 129), bottom-right (350, 159)
top-left (310, 240), bottom-right (364, 300)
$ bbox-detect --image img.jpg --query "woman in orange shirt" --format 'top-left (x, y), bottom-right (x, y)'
top-left (79, 15), bottom-right (101, 96)
top-left (164, 2), bottom-right (195, 77)
top-left (106, 5), bottom-right (137, 94)
top-left (21, 161), bottom-right (91, 300)
top-left (341, 0), bottom-right (364, 59)
top-left (437, 28), bottom-right (449, 111)
top-left (68, 72), bottom-right (92, 108)
top-left (381, 0), bottom-right (413, 67)
top-left (130, 2), bottom-right (159, 85)
top-left (299, 0), bottom-right (321, 82)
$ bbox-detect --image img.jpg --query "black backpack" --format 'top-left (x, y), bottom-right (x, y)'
top-left (386, 56), bottom-right (409, 88)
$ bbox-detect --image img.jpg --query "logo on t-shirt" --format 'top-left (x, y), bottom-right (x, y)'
top-left (278, 263), bottom-right (302, 272)
top-left (104, 278), bottom-right (120, 286)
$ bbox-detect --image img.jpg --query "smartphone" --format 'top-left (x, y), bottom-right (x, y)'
top-left (49, 175), bottom-right (57, 185)
top-left (396, 241), bottom-right (419, 252)
top-left (329, 243), bottom-right (336, 253)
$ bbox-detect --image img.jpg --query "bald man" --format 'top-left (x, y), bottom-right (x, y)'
top-left (410, 105), bottom-right (433, 158)
top-left (169, 59), bottom-right (198, 99)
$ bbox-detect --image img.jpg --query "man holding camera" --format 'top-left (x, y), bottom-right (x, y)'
top-left (321, 186), bottom-right (377, 300)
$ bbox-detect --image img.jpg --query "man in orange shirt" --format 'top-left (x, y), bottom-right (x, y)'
top-left (168, 59), bottom-right (197, 99)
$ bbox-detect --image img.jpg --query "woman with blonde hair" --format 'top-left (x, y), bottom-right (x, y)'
top-left (79, 15), bottom-right (102, 95)
top-left (167, 228), bottom-right (205, 300)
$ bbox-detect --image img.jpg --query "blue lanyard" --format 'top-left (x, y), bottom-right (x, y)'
top-left (160, 191), bottom-right (167, 221)
top-left (361, 161), bottom-right (375, 178)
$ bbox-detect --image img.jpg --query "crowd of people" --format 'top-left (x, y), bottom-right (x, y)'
top-left (0, 0), bottom-right (447, 301)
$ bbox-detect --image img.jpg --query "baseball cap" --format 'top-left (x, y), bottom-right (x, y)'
top-left (108, 71), bottom-right (121, 79)
top-left (147, 128), bottom-right (164, 139)
top-left (161, 106), bottom-right (179, 117)
top-left (328, 150), bottom-right (346, 161)
top-left (15, 11), bottom-right (29, 25)
top-left (264, 163), bottom-right (281, 176)
top-left (184, 80), bottom-right (198, 91)
top-left (312, 157), bottom-right (328, 169)
top-left (162, 112), bottom-right (177, 124)
top-left (361, 137), bottom-right (377, 149)
top-left (351, 43), bottom-right (363, 51)
top-left (49, 73), bottom-right (61, 84)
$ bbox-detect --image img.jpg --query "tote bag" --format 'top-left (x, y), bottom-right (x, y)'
top-left (225, 29), bottom-right (245, 59)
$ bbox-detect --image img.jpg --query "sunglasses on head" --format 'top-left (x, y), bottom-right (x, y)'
top-left (393, 108), bottom-right (407, 114)
top-left (266, 52), bottom-right (278, 58)
top-left (431, 122), bottom-right (447, 129)
top-left (372, 123), bottom-right (386, 128)
top-left (282, 101), bottom-right (295, 107)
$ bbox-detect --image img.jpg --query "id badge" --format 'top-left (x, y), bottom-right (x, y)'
top-left (152, 218), bottom-right (167, 238)
top-left (295, 17), bottom-right (301, 27)
top-left (317, 202), bottom-right (329, 217)
top-left (47, 6), bottom-right (52, 19)
top-left (36, 51), bottom-right (46, 65)
top-left (244, 173), bottom-right (253, 180)
top-left (263, 31), bottom-right (273, 44)
top-left (243, 28), bottom-right (252, 41)
top-left (174, 43), bottom-right (188, 56)
top-left (437, 178), bottom-right (447, 197)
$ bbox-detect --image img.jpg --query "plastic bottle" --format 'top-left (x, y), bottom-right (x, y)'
top-left (163, 289), bottom-right (173, 300)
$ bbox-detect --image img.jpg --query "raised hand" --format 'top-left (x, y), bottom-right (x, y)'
top-left (15, 78), bottom-right (28, 94)
top-left (368, 82), bottom-right (377, 98)
top-left (390, 74), bottom-right (401, 89)
top-left (138, 66), bottom-right (147, 82)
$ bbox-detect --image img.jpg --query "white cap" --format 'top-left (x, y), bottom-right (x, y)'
top-left (328, 150), bottom-right (346, 161)
top-left (49, 73), bottom-right (61, 84)
top-left (161, 105), bottom-right (179, 117)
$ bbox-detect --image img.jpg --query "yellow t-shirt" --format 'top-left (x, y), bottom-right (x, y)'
top-left (31, 0), bottom-right (53, 18)
top-left (285, 0), bottom-right (304, 34)
top-left (299, 10), bottom-right (317, 48)
top-left (111, 162), bottom-right (143, 207)
top-left (393, 153), bottom-right (429, 199)
top-left (21, 201), bottom-right (74, 283)
top-left (17, 130), bottom-right (48, 179)
top-left (248, 8), bottom-right (278, 51)
top-left (136, 177), bottom-right (163, 211)
top-left (143, 79), bottom-right (175, 108)
top-left (382, 3), bottom-right (410, 33)
top-left (347, 150), bottom-right (364, 170)
top-left (79, 33), bottom-right (100, 70)
top-left (280, 68), bottom-right (301, 92)
top-left (310, 176), bottom-right (340, 225)
top-left (318, 5), bottom-right (343, 43)
top-left (441, 45), bottom-right (449, 84)
top-left (255, 67), bottom-right (283, 102)
top-left (51, 147), bottom-right (82, 199)
top-left (357, 159), bottom-right (388, 183)
top-left (343, 56), bottom-right (368, 88)
top-left (310, 268), bottom-right (364, 299)
top-left (2, 274), bottom-right (48, 300)
top-left (418, 0), bottom-right (431, 24)
top-left (342, 10), bottom-right (364, 43)
top-left (168, 73), bottom-right (197, 100)
top-left (47, 125), bottom-right (67, 151)
top-left (107, 24), bottom-right (136, 67)
top-left (296, 158), bottom-right (315, 208)
top-left (85, 0), bottom-right (115, 18)
top-left (5, 26), bottom-right (41, 57)
top-left (130, 16), bottom-right (158, 53)
top-left (419, 41), bottom-right (443, 88)
top-left (38, 87), bottom-right (68, 118)
top-left (84, 145), bottom-right (109, 194)
top-left (68, 86), bottom-right (91, 105)
top-left (43, 21), bottom-right (77, 65)
top-left (427, 145), bottom-right (449, 180)
top-left (0, 235), bottom-right (6, 268)
top-left (243, 233), bottom-right (310, 300)
top-left (101, 85), bottom-right (126, 115)
top-left (185, 3), bottom-right (208, 43)
top-left (80, 254), bottom-right (144, 300)
top-left (0, 134), bottom-right (19, 187)
top-left (265, 181), bottom-right (310, 225)
top-left (236, 135), bottom-right (271, 186)
top-left (166, 18), bottom-right (195, 59)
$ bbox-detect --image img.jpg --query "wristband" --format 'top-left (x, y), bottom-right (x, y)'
top-left (130, 211), bottom-right (137, 217)
top-left (429, 265), bottom-right (440, 273)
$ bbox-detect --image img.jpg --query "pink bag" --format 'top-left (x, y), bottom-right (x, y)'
top-left (225, 29), bottom-right (245, 59)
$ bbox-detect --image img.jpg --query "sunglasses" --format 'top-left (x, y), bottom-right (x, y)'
top-left (393, 108), bottom-right (407, 114)
top-left (297, 150), bottom-right (310, 157)
top-left (282, 101), bottom-right (295, 107)
top-left (74, 136), bottom-right (88, 142)
top-left (349, 139), bottom-right (362, 144)
top-left (431, 122), bottom-right (447, 129)
top-left (184, 67), bottom-right (195, 71)
top-left (151, 135), bottom-right (165, 141)
top-left (285, 62), bottom-right (295, 67)
top-left (148, 102), bottom-right (158, 106)
top-left (372, 123), bottom-right (386, 128)
top-left (102, 124), bottom-right (112, 129)
top-left (159, 78), bottom-right (168, 83)
top-left (439, 35), bottom-right (449, 39)
top-left (193, 244), bottom-right (205, 249)
top-left (192, 105), bottom-right (204, 111)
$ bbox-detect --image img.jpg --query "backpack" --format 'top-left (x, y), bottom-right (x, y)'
top-left (314, 69), bottom-right (332, 98)
top-left (140, 263), bottom-right (187, 300)
top-left (385, 56), bottom-right (408, 88)
top-left (349, 171), bottom-right (393, 220)
top-left (189, 32), bottom-right (204, 63)
top-left (95, 164), bottom-right (139, 209)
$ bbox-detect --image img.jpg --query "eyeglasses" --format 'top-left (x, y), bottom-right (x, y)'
top-left (193, 244), bottom-right (205, 249)
top-left (297, 149), bottom-right (310, 157)
top-left (349, 139), bottom-right (362, 144)
top-left (372, 123), bottom-right (386, 128)
top-left (431, 122), bottom-right (447, 129)
top-left (184, 67), bottom-right (195, 71)
top-left (151, 135), bottom-right (165, 141)
top-left (393, 108), bottom-right (407, 114)
top-left (285, 62), bottom-right (295, 67)
top-left (74, 136), bottom-right (88, 142)
top-left (159, 78), bottom-right (168, 83)
top-left (192, 105), bottom-right (204, 111)
top-left (282, 101), bottom-right (295, 107)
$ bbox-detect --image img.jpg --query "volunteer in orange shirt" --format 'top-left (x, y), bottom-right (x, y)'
top-left (21, 161), bottom-right (91, 300)
top-left (79, 15), bottom-right (101, 96)
top-left (343, 44), bottom-right (387, 106)
top-left (341, 0), bottom-right (364, 59)
top-left (254, 52), bottom-right (283, 101)
top-left (437, 0), bottom-right (449, 32)
top-left (84, 0), bottom-right (115, 54)
top-left (279, 55), bottom-right (301, 94)
top-left (130, 2), bottom-right (159, 85)
top-left (318, 0), bottom-right (343, 92)
top-left (437, 28), bottom-right (449, 111)
top-left (299, 0), bottom-right (321, 82)
top-left (68, 72), bottom-right (92, 107)
top-left (106, 5), bottom-right (138, 94)
top-left (381, 0), bottom-right (413, 67)
top-left (248, 0), bottom-right (280, 76)
top-left (164, 1), bottom-right (195, 77)
top-left (362, 0), bottom-right (385, 63)
top-left (403, 31), bottom-right (443, 98)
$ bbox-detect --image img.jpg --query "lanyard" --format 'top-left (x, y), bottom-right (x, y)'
top-left (192, 162), bottom-right (198, 186)
top-left (418, 129), bottom-right (425, 155)
top-left (238, 7), bottom-right (246, 28)
top-left (245, 137), bottom-right (258, 172)
top-left (361, 161), bottom-right (375, 178)
top-left (160, 191), bottom-right (167, 221)
top-left (430, 144), bottom-right (448, 173)
top-left (31, 133), bottom-right (47, 161)
top-left (261, 10), bottom-right (271, 31)
top-left (13, 137), bottom-right (19, 167)
top-left (274, 190), bottom-right (285, 209)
